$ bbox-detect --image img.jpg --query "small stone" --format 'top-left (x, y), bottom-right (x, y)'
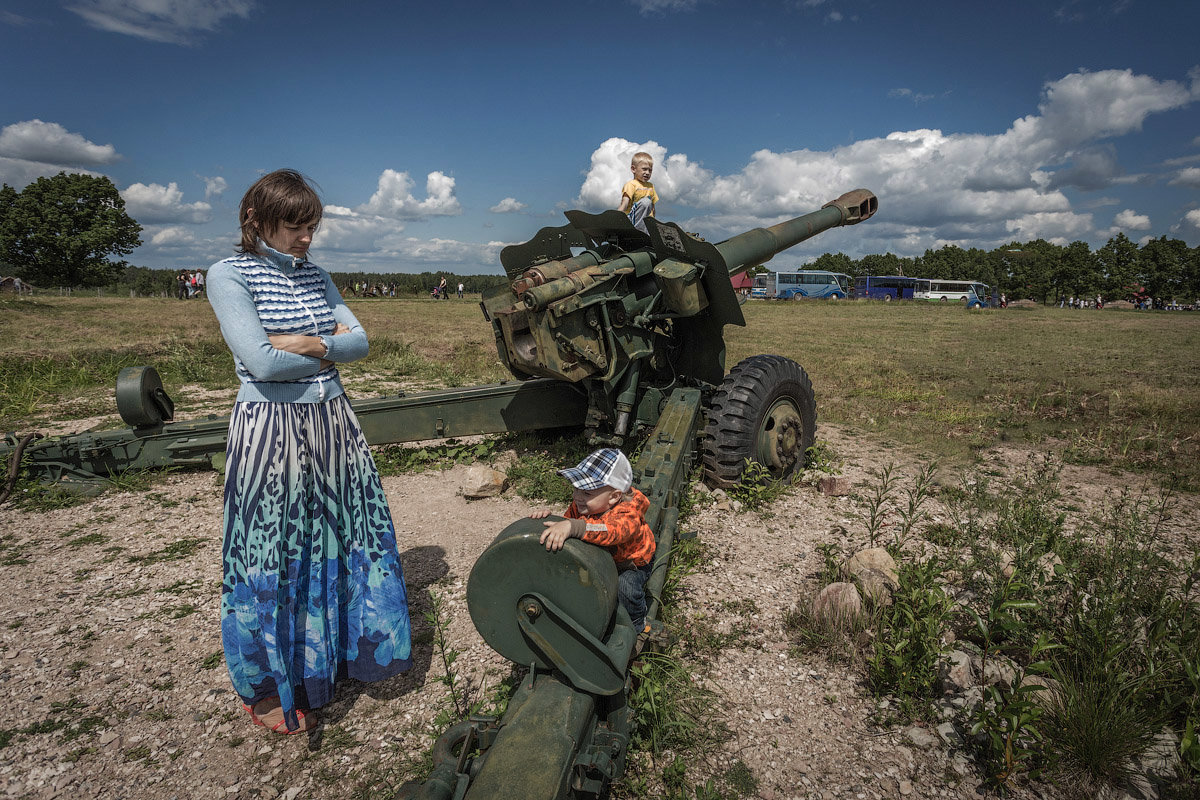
top-left (905, 725), bottom-right (938, 748)
top-left (937, 722), bottom-right (964, 747)
top-left (898, 779), bottom-right (913, 795)
top-left (817, 476), bottom-right (852, 496)
top-left (460, 465), bottom-right (508, 499)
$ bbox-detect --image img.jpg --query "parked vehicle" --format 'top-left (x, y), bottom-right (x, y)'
top-left (751, 270), bottom-right (851, 300)
top-left (852, 275), bottom-right (931, 301)
top-left (918, 279), bottom-right (992, 306)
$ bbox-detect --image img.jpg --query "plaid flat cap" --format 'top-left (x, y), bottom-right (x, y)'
top-left (558, 448), bottom-right (633, 493)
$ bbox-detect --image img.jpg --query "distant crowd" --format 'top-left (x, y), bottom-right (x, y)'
top-left (343, 277), bottom-right (466, 299)
top-left (176, 269), bottom-right (205, 299)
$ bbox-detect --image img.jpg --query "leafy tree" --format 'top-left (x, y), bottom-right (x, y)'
top-left (809, 252), bottom-right (855, 275)
top-left (1137, 236), bottom-right (1191, 302)
top-left (0, 172), bottom-right (142, 287)
top-left (995, 239), bottom-right (1061, 302)
top-left (857, 252), bottom-right (909, 277)
top-left (1095, 232), bottom-right (1139, 301)
top-left (1055, 241), bottom-right (1099, 302)
top-left (914, 245), bottom-right (971, 279)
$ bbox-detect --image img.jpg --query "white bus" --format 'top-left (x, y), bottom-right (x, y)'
top-left (919, 279), bottom-right (992, 306)
top-left (750, 270), bottom-right (851, 300)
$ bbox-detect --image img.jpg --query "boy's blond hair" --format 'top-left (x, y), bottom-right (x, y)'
top-left (631, 151), bottom-right (653, 167)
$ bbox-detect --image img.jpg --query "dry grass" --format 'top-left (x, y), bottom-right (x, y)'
top-left (3, 293), bottom-right (1197, 486)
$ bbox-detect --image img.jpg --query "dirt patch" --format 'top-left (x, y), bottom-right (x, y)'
top-left (0, 427), bottom-right (1195, 799)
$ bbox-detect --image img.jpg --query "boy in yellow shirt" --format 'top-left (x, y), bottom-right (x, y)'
top-left (616, 151), bottom-right (658, 234)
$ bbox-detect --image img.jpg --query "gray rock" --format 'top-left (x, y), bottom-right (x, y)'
top-left (843, 547), bottom-right (899, 587)
top-left (936, 721), bottom-right (963, 747)
top-left (811, 582), bottom-right (864, 627)
top-left (904, 725), bottom-right (938, 748)
top-left (939, 649), bottom-right (974, 694)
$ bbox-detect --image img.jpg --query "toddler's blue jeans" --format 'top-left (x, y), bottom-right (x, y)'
top-left (618, 563), bottom-right (652, 630)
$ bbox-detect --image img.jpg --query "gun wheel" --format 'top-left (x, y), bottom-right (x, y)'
top-left (702, 354), bottom-right (816, 488)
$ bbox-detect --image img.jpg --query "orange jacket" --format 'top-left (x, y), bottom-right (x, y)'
top-left (566, 487), bottom-right (656, 568)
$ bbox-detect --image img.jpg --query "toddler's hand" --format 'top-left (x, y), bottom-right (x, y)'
top-left (539, 520), bottom-right (572, 552)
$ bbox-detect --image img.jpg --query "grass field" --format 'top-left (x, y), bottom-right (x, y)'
top-left (2, 294), bottom-right (1198, 488)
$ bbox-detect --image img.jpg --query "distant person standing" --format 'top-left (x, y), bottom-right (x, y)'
top-left (176, 270), bottom-right (190, 299)
top-left (457, 281), bottom-right (464, 299)
top-left (616, 151), bottom-right (658, 234)
top-left (194, 269), bottom-right (205, 297)
top-left (438, 275), bottom-right (448, 300)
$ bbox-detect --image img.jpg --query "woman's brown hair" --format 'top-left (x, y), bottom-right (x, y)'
top-left (237, 169), bottom-right (323, 255)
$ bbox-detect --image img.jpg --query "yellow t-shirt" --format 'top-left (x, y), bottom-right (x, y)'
top-left (622, 179), bottom-right (658, 209)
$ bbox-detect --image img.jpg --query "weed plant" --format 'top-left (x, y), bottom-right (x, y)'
top-left (726, 459), bottom-right (793, 511)
top-left (375, 439), bottom-right (498, 476)
top-left (866, 556), bottom-right (956, 718)
top-left (789, 458), bottom-right (1200, 795)
top-left (498, 430), bottom-right (591, 504)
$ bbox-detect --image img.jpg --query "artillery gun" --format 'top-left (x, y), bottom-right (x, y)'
top-left (1, 189), bottom-right (877, 798)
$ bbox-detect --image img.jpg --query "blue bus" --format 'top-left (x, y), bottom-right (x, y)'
top-left (750, 270), bottom-right (851, 300)
top-left (852, 275), bottom-right (931, 301)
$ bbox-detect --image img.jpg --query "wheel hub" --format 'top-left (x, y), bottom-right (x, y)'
top-left (760, 401), bottom-right (804, 473)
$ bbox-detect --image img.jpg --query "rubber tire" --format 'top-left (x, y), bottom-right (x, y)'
top-left (828, 293), bottom-right (842, 300)
top-left (791, 293), bottom-right (804, 301)
top-left (702, 354), bottom-right (817, 488)
top-left (882, 294), bottom-right (892, 302)
top-left (940, 296), bottom-right (948, 302)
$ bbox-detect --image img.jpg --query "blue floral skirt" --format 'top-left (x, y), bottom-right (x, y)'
top-left (220, 395), bottom-right (412, 730)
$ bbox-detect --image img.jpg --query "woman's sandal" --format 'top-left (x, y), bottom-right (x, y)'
top-left (242, 697), bottom-right (317, 734)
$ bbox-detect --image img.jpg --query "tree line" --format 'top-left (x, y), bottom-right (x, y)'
top-left (3, 172), bottom-right (1198, 304)
top-left (805, 235), bottom-right (1200, 304)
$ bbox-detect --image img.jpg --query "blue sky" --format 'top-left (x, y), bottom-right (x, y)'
top-left (1, 0), bottom-right (1197, 274)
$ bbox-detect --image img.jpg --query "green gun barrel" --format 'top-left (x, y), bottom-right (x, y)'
top-left (716, 188), bottom-right (877, 276)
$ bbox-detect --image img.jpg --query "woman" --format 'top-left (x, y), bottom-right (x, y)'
top-left (207, 169), bottom-right (412, 734)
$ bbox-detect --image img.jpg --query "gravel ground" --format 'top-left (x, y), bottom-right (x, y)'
top-left (1, 426), bottom-right (1195, 800)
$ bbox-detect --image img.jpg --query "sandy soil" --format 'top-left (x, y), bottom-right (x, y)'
top-left (1, 425), bottom-right (1195, 800)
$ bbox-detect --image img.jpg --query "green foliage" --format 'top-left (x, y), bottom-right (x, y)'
top-left (857, 462), bottom-right (898, 547)
top-left (0, 173), bottom-right (141, 287)
top-left (804, 438), bottom-right (841, 474)
top-left (866, 557), bottom-right (955, 718)
top-left (966, 660), bottom-right (1051, 790)
top-left (627, 651), bottom-right (728, 756)
top-left (375, 438), bottom-right (497, 476)
top-left (499, 431), bottom-right (590, 504)
top-left (726, 459), bottom-right (792, 511)
top-left (424, 589), bottom-right (471, 728)
top-left (128, 537), bottom-right (206, 565)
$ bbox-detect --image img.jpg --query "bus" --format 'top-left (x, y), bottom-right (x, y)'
top-left (919, 279), bottom-right (992, 306)
top-left (749, 270), bottom-right (851, 300)
top-left (852, 275), bottom-right (931, 301)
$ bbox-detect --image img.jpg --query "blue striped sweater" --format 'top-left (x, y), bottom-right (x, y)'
top-left (207, 243), bottom-right (368, 403)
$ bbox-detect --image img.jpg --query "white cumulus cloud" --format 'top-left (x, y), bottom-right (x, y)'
top-left (356, 169), bottom-right (462, 219)
top-left (122, 182), bottom-right (212, 224)
top-left (199, 175), bottom-right (227, 199)
top-left (577, 68), bottom-right (1199, 254)
top-left (0, 119), bottom-right (119, 167)
top-left (1169, 167), bottom-right (1200, 189)
top-left (1112, 209), bottom-right (1151, 230)
top-left (148, 226), bottom-right (198, 248)
top-left (67, 0), bottom-right (255, 44)
top-left (490, 197), bottom-right (527, 213)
